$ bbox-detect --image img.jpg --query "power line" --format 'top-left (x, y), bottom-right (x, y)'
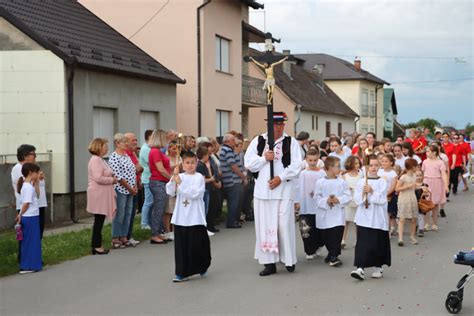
top-left (334, 55), bottom-right (471, 61)
top-left (391, 77), bottom-right (474, 84)
top-left (128, 0), bottom-right (170, 40)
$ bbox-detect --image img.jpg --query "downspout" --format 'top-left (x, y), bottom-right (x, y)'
top-left (197, 0), bottom-right (212, 137)
top-left (375, 84), bottom-right (383, 137)
top-left (67, 59), bottom-right (78, 223)
top-left (294, 104), bottom-right (302, 136)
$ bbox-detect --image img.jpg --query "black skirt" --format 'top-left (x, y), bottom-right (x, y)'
top-left (174, 225), bottom-right (211, 278)
top-left (354, 226), bottom-right (391, 268)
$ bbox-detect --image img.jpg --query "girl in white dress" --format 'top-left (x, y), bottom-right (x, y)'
top-left (342, 156), bottom-right (363, 248)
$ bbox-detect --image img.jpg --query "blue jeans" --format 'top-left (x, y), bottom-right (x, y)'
top-left (127, 195), bottom-right (138, 239)
top-left (141, 183), bottom-right (153, 227)
top-left (204, 190), bottom-right (210, 216)
top-left (224, 185), bottom-right (242, 226)
top-left (150, 180), bottom-right (168, 237)
top-left (112, 190), bottom-right (134, 238)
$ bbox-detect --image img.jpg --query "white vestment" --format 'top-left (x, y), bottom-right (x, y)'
top-left (353, 177), bottom-right (389, 231)
top-left (244, 132), bottom-right (302, 265)
top-left (166, 173), bottom-right (206, 227)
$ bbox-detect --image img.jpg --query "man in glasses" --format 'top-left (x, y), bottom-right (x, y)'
top-left (11, 144), bottom-right (43, 261)
top-left (244, 112), bottom-right (302, 277)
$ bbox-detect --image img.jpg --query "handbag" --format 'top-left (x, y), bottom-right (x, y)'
top-left (418, 192), bottom-right (435, 214)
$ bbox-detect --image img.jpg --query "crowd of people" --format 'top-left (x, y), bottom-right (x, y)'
top-left (10, 116), bottom-right (474, 281)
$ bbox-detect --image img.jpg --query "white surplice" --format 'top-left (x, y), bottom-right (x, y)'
top-left (294, 169), bottom-right (326, 215)
top-left (313, 177), bottom-right (351, 229)
top-left (166, 173), bottom-right (206, 227)
top-left (353, 177), bottom-right (389, 231)
top-left (244, 132), bottom-right (302, 266)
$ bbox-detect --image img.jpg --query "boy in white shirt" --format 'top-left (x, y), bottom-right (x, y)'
top-left (166, 151), bottom-right (211, 283)
top-left (314, 157), bottom-right (351, 267)
top-left (295, 148), bottom-right (326, 260)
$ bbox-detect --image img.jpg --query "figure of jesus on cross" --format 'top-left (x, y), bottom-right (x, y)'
top-left (248, 55), bottom-right (287, 104)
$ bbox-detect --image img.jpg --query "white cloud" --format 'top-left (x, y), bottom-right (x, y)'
top-left (250, 0), bottom-right (473, 127)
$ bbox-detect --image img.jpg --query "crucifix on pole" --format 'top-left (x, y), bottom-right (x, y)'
top-left (244, 33), bottom-right (288, 179)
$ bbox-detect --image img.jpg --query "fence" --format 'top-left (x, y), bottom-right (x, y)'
top-left (0, 152), bottom-right (53, 231)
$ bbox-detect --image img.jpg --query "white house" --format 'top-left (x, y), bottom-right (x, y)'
top-left (0, 1), bottom-right (183, 223)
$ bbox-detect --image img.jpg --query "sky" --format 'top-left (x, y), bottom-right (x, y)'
top-left (249, 0), bottom-right (473, 128)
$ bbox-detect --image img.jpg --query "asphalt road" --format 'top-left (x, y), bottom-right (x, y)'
top-left (1, 189), bottom-right (473, 315)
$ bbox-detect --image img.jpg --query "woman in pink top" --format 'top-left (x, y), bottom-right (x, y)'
top-left (87, 138), bottom-right (117, 255)
top-left (422, 144), bottom-right (449, 231)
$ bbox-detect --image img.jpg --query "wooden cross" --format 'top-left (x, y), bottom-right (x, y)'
top-left (243, 33), bottom-right (288, 180)
top-left (183, 199), bottom-right (190, 207)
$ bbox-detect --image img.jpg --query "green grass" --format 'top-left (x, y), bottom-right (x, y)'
top-left (0, 218), bottom-right (152, 278)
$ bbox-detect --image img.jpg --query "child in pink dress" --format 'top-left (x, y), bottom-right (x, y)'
top-left (421, 144), bottom-right (449, 231)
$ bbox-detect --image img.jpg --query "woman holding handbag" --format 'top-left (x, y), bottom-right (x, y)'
top-left (421, 144), bottom-right (449, 231)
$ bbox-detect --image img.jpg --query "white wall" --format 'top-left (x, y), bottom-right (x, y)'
top-left (0, 50), bottom-right (67, 193)
top-left (296, 110), bottom-right (355, 141)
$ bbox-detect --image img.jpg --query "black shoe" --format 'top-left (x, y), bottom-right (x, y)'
top-left (324, 255), bottom-right (331, 263)
top-left (245, 215), bottom-right (254, 222)
top-left (226, 223), bottom-right (242, 229)
top-left (286, 265), bottom-right (295, 272)
top-left (259, 264), bottom-right (277, 276)
top-left (150, 239), bottom-right (167, 244)
top-left (92, 248), bottom-right (110, 255)
top-left (207, 227), bottom-right (220, 233)
top-left (329, 258), bottom-right (342, 267)
top-left (440, 209), bottom-right (446, 217)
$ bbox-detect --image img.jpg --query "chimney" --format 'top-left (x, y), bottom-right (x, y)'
top-left (313, 63), bottom-right (325, 91)
top-left (354, 57), bottom-right (361, 71)
top-left (282, 49), bottom-right (292, 79)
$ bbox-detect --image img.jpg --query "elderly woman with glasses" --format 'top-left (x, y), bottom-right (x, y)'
top-left (108, 133), bottom-right (138, 249)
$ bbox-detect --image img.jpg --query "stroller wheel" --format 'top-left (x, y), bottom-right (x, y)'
top-left (445, 292), bottom-right (463, 314)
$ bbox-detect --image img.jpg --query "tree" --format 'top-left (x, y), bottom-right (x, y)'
top-left (404, 122), bottom-right (417, 129)
top-left (416, 118), bottom-right (441, 132)
top-left (465, 123), bottom-right (474, 135)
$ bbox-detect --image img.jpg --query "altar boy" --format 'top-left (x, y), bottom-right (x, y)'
top-left (166, 151), bottom-right (211, 282)
top-left (351, 154), bottom-right (391, 281)
top-left (314, 157), bottom-right (351, 267)
top-left (295, 148), bottom-right (326, 259)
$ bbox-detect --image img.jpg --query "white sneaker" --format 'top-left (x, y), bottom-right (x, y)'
top-left (350, 268), bottom-right (365, 280)
top-left (141, 225), bottom-right (151, 230)
top-left (128, 238), bottom-right (140, 247)
top-left (19, 270), bottom-right (35, 274)
top-left (166, 232), bottom-right (175, 240)
top-left (207, 230), bottom-right (215, 236)
top-left (306, 254), bottom-right (316, 260)
top-left (371, 267), bottom-right (383, 278)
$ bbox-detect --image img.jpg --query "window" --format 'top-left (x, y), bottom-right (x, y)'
top-left (369, 91), bottom-right (375, 117)
top-left (361, 89), bottom-right (369, 117)
top-left (338, 123), bottom-right (342, 137)
top-left (216, 110), bottom-right (229, 137)
top-left (326, 121), bottom-right (331, 137)
top-left (93, 107), bottom-right (116, 156)
top-left (370, 125), bottom-right (375, 132)
top-left (215, 36), bottom-right (230, 73)
top-left (140, 111), bottom-right (159, 144)
top-left (312, 115), bottom-right (315, 130)
top-left (361, 124), bottom-right (368, 134)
